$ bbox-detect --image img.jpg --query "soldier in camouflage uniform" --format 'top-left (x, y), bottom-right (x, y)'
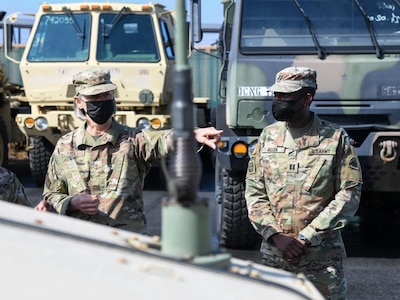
top-left (245, 67), bottom-right (362, 299)
top-left (41, 68), bottom-right (222, 233)
top-left (0, 166), bottom-right (31, 206)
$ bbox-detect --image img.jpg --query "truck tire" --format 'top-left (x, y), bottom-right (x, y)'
top-left (0, 117), bottom-right (9, 168)
top-left (216, 166), bottom-right (261, 250)
top-left (29, 136), bottom-right (53, 187)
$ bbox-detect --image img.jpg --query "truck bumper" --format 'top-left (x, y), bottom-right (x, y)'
top-left (15, 111), bottom-right (171, 146)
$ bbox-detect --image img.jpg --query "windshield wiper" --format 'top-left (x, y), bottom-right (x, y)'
top-left (103, 6), bottom-right (129, 37)
top-left (62, 7), bottom-right (85, 39)
top-left (62, 6), bottom-right (86, 50)
top-left (292, 0), bottom-right (326, 60)
top-left (352, 0), bottom-right (384, 59)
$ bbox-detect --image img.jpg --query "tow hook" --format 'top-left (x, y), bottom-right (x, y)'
top-left (379, 140), bottom-right (398, 163)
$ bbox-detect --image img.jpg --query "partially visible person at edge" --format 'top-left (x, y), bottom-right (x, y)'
top-left (35, 68), bottom-right (223, 234)
top-left (245, 66), bottom-right (362, 299)
top-left (0, 166), bottom-right (31, 206)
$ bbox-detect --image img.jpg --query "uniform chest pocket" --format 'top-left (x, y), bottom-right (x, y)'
top-left (61, 157), bottom-right (89, 193)
top-left (303, 155), bottom-right (335, 192)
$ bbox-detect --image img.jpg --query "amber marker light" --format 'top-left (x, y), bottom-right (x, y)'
top-left (232, 142), bottom-right (248, 159)
top-left (24, 117), bottom-right (35, 129)
top-left (42, 5), bottom-right (52, 11)
top-left (80, 5), bottom-right (90, 10)
top-left (151, 118), bottom-right (162, 129)
top-left (218, 140), bottom-right (228, 151)
top-left (141, 5), bottom-right (152, 11)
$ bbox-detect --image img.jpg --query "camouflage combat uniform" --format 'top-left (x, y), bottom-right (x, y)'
top-left (43, 119), bottom-right (173, 234)
top-left (0, 166), bottom-right (31, 206)
top-left (246, 114), bottom-right (362, 299)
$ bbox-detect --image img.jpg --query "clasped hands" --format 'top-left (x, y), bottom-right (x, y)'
top-left (272, 233), bottom-right (307, 262)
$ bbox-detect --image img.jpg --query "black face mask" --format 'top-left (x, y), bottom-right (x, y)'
top-left (82, 99), bottom-right (115, 124)
top-left (272, 96), bottom-right (304, 121)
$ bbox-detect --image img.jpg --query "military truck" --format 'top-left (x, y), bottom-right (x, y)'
top-left (3, 2), bottom-right (212, 186)
top-left (200, 0), bottom-right (400, 249)
top-left (0, 12), bottom-right (32, 167)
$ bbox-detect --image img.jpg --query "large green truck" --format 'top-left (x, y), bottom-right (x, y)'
top-left (203, 0), bottom-right (400, 249)
top-left (2, 2), bottom-right (214, 186)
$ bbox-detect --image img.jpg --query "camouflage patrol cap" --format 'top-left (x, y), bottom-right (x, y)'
top-left (73, 68), bottom-right (117, 96)
top-left (270, 66), bottom-right (317, 93)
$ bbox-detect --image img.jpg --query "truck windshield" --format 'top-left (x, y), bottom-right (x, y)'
top-left (97, 13), bottom-right (159, 62)
top-left (27, 13), bottom-right (90, 62)
top-left (240, 0), bottom-right (400, 55)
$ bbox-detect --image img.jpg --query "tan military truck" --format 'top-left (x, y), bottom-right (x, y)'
top-left (4, 2), bottom-right (210, 186)
top-left (0, 11), bottom-right (32, 167)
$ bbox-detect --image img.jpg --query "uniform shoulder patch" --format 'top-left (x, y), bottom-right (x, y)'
top-left (348, 156), bottom-right (359, 170)
top-left (248, 159), bottom-right (255, 174)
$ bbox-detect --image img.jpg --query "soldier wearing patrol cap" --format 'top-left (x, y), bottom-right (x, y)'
top-left (39, 68), bottom-right (222, 233)
top-left (245, 66), bottom-right (362, 299)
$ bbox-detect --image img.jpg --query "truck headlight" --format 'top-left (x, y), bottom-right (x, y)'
top-left (35, 117), bottom-right (48, 131)
top-left (137, 118), bottom-right (150, 129)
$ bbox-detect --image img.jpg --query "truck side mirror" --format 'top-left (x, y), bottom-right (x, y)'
top-left (0, 11), bottom-right (6, 22)
top-left (6, 24), bottom-right (14, 53)
top-left (191, 0), bottom-right (202, 45)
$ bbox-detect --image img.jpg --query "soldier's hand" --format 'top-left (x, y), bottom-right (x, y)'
top-left (194, 127), bottom-right (223, 150)
top-left (271, 233), bottom-right (306, 259)
top-left (34, 199), bottom-right (56, 212)
top-left (70, 193), bottom-right (100, 215)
